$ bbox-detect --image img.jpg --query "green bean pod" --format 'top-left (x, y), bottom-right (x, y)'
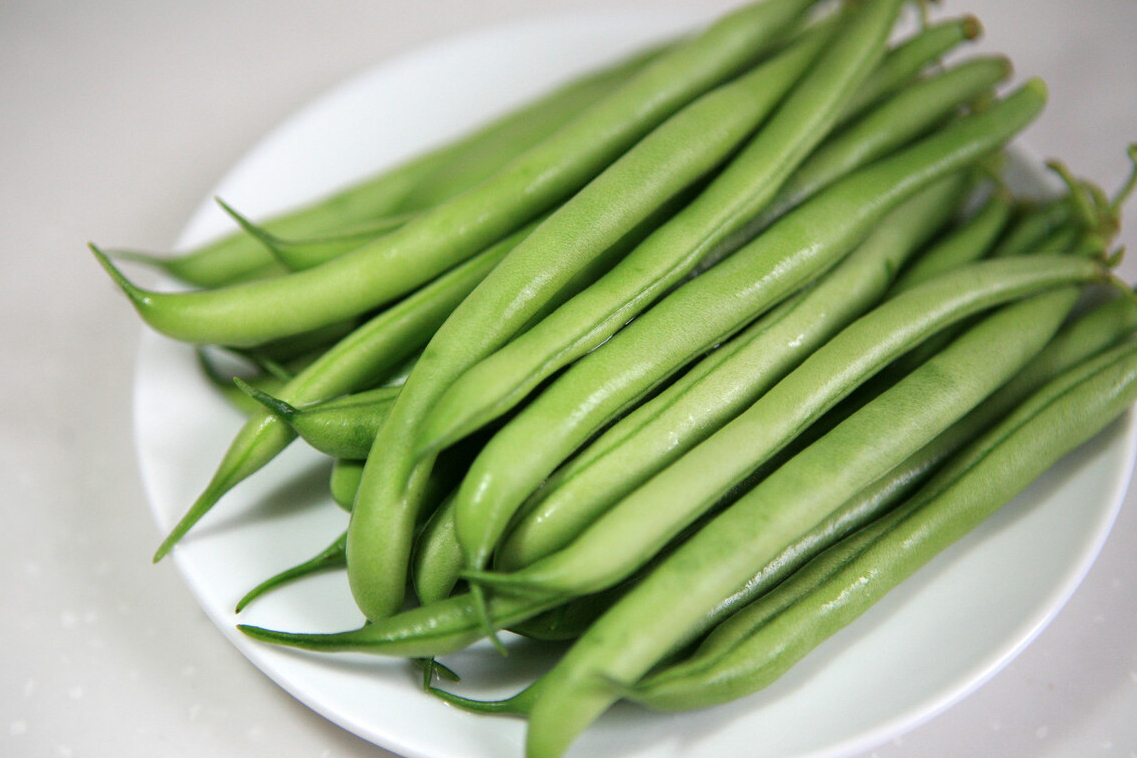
top-left (216, 199), bottom-right (414, 271)
top-left (151, 223), bottom-right (532, 561)
top-left (97, 0), bottom-right (818, 347)
top-left (467, 258), bottom-right (1103, 598)
top-left (345, 0), bottom-right (831, 621)
top-left (111, 39), bottom-right (672, 289)
top-left (495, 173), bottom-right (970, 571)
top-left (443, 81), bottom-right (1047, 589)
top-left (629, 338), bottom-right (1137, 711)
top-left (330, 459), bottom-right (364, 511)
top-left (520, 286), bottom-right (1083, 758)
top-left (416, 0), bottom-right (913, 462)
top-left (238, 382), bottom-right (398, 460)
top-left (891, 185), bottom-right (1015, 291)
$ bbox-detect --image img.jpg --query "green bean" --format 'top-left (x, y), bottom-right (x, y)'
top-left (345, 0), bottom-right (831, 622)
top-left (151, 222), bottom-right (532, 561)
top-left (629, 338), bottom-right (1137, 711)
top-left (110, 40), bottom-right (672, 289)
top-left (97, 0), bottom-right (818, 347)
top-left (235, 531), bottom-right (347, 613)
top-left (520, 286), bottom-right (1083, 758)
top-left (237, 382), bottom-right (398, 460)
top-left (467, 258), bottom-right (1102, 598)
top-left (891, 185), bottom-right (1014, 291)
top-left (989, 196), bottom-right (1074, 258)
top-left (837, 14), bottom-right (983, 126)
top-left (216, 199), bottom-right (414, 271)
top-left (443, 82), bottom-right (1046, 591)
top-left (329, 459), bottom-right (364, 511)
top-left (416, 0), bottom-right (912, 463)
top-left (412, 493), bottom-right (465, 605)
top-left (194, 348), bottom-right (290, 416)
top-left (744, 55), bottom-right (1011, 235)
top-left (496, 173), bottom-right (969, 571)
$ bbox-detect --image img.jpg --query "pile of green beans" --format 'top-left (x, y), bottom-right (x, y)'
top-left (96, 1), bottom-right (1137, 756)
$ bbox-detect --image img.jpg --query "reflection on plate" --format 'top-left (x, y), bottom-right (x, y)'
top-left (133, 8), bottom-right (1136, 758)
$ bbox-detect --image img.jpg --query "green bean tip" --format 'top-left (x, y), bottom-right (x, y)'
top-left (90, 242), bottom-right (151, 308)
top-left (962, 14), bottom-right (983, 40)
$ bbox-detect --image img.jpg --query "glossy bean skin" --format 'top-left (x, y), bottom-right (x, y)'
top-left (239, 383), bottom-right (398, 460)
top-left (329, 459), bottom-right (364, 511)
top-left (109, 40), bottom-right (671, 289)
top-left (521, 287), bottom-right (1083, 758)
top-left (345, 0), bottom-right (827, 621)
top-left (97, 0), bottom-right (818, 347)
top-left (416, 0), bottom-right (905, 462)
top-left (496, 174), bottom-right (970, 571)
top-left (468, 258), bottom-right (1103, 598)
top-left (442, 82), bottom-right (1046, 590)
top-left (151, 224), bottom-right (530, 561)
top-left (631, 338), bottom-right (1137, 711)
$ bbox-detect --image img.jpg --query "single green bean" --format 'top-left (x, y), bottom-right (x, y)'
top-left (443, 82), bottom-right (1046, 590)
top-left (237, 382), bottom-right (398, 460)
top-left (520, 286), bottom-right (1082, 758)
top-left (235, 531), bottom-right (348, 613)
top-left (330, 459), bottom-right (364, 511)
top-left (97, 0), bottom-right (818, 347)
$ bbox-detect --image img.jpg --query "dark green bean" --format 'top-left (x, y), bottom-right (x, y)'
top-left (235, 531), bottom-right (347, 613)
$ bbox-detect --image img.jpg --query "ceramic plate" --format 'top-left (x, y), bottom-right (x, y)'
top-left (133, 8), bottom-right (1136, 758)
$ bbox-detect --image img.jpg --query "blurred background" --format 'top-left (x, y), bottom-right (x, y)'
top-left (2, 1), bottom-right (1135, 756)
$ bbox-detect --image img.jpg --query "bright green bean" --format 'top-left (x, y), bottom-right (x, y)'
top-left (329, 459), bottom-right (364, 511)
top-left (238, 382), bottom-right (398, 460)
top-left (520, 286), bottom-right (1082, 758)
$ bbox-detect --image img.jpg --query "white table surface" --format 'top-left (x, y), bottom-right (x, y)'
top-left (2, 1), bottom-right (1135, 757)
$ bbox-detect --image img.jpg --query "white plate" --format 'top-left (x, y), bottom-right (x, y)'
top-left (133, 8), bottom-right (1137, 758)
